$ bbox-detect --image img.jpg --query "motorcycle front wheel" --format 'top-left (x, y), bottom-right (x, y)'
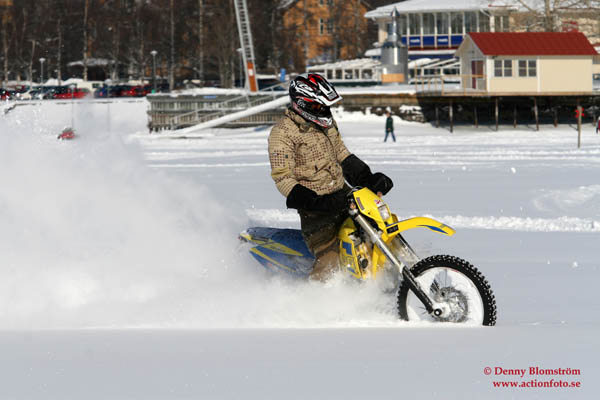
top-left (397, 255), bottom-right (497, 326)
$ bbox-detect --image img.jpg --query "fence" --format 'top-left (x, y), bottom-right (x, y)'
top-left (412, 74), bottom-right (486, 95)
top-left (148, 81), bottom-right (289, 131)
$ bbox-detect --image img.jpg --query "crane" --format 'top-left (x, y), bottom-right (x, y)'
top-left (233, 0), bottom-right (259, 92)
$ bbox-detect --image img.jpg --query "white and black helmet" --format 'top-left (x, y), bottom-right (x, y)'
top-left (289, 73), bottom-right (342, 128)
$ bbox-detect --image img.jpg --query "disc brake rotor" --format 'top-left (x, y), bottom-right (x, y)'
top-left (404, 265), bottom-right (485, 324)
top-left (430, 276), bottom-right (469, 323)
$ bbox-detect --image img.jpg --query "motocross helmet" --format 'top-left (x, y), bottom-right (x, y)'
top-left (289, 73), bottom-right (342, 128)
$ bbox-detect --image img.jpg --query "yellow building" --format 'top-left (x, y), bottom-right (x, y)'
top-left (281, 0), bottom-right (371, 67)
top-left (0, 0), bottom-right (12, 19)
top-left (456, 32), bottom-right (598, 94)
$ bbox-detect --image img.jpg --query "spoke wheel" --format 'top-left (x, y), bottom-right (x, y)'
top-left (397, 255), bottom-right (497, 326)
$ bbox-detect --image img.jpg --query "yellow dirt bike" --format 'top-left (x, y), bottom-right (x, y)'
top-left (240, 187), bottom-right (497, 326)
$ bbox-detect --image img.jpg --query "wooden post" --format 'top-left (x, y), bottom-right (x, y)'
top-left (449, 99), bottom-right (453, 133)
top-left (534, 97), bottom-right (539, 131)
top-left (513, 103), bottom-right (517, 128)
top-left (435, 104), bottom-right (439, 128)
top-left (554, 106), bottom-right (558, 128)
top-left (495, 97), bottom-right (499, 132)
top-left (592, 97), bottom-right (596, 129)
top-left (474, 105), bottom-right (478, 128)
top-left (577, 98), bottom-right (582, 149)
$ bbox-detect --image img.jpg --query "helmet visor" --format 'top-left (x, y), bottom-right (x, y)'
top-left (305, 101), bottom-right (330, 117)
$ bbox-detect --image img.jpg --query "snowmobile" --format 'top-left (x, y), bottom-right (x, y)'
top-left (240, 187), bottom-right (497, 326)
top-left (57, 127), bottom-right (76, 140)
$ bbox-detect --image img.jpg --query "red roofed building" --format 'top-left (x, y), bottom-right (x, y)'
top-left (456, 32), bottom-right (599, 94)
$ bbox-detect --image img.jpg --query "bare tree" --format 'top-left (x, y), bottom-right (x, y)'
top-left (83, 0), bottom-right (89, 80)
top-left (28, 39), bottom-right (36, 86)
top-left (133, 3), bottom-right (147, 80)
top-left (1, 6), bottom-right (12, 86)
top-left (514, 0), bottom-right (600, 31)
top-left (198, 0), bottom-right (204, 83)
top-left (56, 15), bottom-right (62, 83)
top-left (169, 0), bottom-right (175, 89)
top-left (10, 5), bottom-right (27, 81)
top-left (319, 0), bottom-right (368, 62)
top-left (205, 0), bottom-right (238, 88)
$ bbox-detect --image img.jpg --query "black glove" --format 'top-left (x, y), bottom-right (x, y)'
top-left (367, 172), bottom-right (393, 195)
top-left (341, 154), bottom-right (372, 187)
top-left (286, 184), bottom-right (347, 213)
top-left (341, 154), bottom-right (393, 195)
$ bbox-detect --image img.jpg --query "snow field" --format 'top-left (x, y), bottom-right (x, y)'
top-left (0, 100), bottom-right (599, 399)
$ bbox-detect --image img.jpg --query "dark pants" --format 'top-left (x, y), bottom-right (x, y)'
top-left (298, 208), bottom-right (348, 281)
top-left (384, 130), bottom-right (396, 142)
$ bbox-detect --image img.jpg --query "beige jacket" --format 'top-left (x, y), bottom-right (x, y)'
top-left (268, 109), bottom-right (351, 197)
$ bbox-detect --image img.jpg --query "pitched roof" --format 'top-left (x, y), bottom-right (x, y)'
top-left (281, 0), bottom-right (372, 11)
top-left (365, 0), bottom-right (516, 18)
top-left (468, 32), bottom-right (598, 56)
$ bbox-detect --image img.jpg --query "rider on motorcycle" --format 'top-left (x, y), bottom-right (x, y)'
top-left (268, 73), bottom-right (393, 281)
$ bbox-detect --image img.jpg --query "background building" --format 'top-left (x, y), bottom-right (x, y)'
top-left (365, 0), bottom-right (517, 62)
top-left (456, 31), bottom-right (598, 94)
top-left (367, 1), bottom-right (600, 60)
top-left (281, 0), bottom-right (371, 66)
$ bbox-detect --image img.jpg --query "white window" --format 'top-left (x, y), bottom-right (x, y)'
top-left (465, 12), bottom-right (477, 33)
top-left (409, 14), bottom-right (421, 36)
top-left (399, 14), bottom-right (407, 35)
top-left (423, 13), bottom-right (435, 35)
top-left (319, 18), bottom-right (324, 35)
top-left (518, 59), bottom-right (537, 77)
top-left (436, 13), bottom-right (448, 35)
top-left (494, 59), bottom-right (512, 77)
top-left (494, 60), bottom-right (502, 77)
top-left (451, 12), bottom-right (463, 34)
top-left (327, 19), bottom-right (333, 34)
top-left (494, 15), bottom-right (509, 32)
top-left (319, 0), bottom-right (324, 5)
top-left (478, 11), bottom-right (490, 32)
top-left (504, 59), bottom-right (512, 76)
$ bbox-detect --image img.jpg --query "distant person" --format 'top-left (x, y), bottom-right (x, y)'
top-left (384, 110), bottom-right (396, 143)
top-left (596, 116), bottom-right (600, 134)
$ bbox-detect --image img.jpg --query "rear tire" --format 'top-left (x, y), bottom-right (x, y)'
top-left (397, 255), bottom-right (497, 326)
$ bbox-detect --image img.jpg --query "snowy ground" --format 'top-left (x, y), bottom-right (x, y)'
top-left (0, 99), bottom-right (598, 399)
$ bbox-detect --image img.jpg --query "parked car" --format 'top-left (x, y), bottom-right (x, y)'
top-left (94, 85), bottom-right (125, 98)
top-left (147, 82), bottom-right (170, 93)
top-left (15, 86), bottom-right (40, 100)
top-left (37, 86), bottom-right (59, 99)
top-left (17, 90), bottom-right (34, 100)
top-left (73, 88), bottom-right (91, 99)
top-left (54, 87), bottom-right (91, 99)
top-left (107, 85), bottom-right (125, 97)
top-left (141, 85), bottom-right (153, 96)
top-left (120, 85), bottom-right (137, 97)
top-left (75, 80), bottom-right (104, 92)
top-left (94, 85), bottom-right (109, 98)
top-left (51, 86), bottom-right (70, 99)
top-left (122, 85), bottom-right (148, 97)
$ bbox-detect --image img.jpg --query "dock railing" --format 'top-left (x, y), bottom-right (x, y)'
top-left (412, 74), bottom-right (486, 95)
top-left (167, 81), bottom-right (289, 129)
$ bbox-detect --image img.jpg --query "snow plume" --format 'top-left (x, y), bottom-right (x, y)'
top-left (0, 104), bottom-right (400, 329)
top-left (0, 108), bottom-right (236, 328)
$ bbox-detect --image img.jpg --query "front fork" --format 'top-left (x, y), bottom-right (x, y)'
top-left (351, 211), bottom-right (444, 318)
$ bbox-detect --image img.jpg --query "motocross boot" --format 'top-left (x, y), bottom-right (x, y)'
top-left (309, 237), bottom-right (339, 281)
